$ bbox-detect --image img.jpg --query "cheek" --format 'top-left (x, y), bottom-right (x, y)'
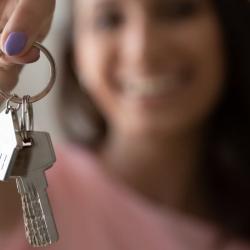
top-left (175, 16), bottom-right (226, 120)
top-left (195, 27), bottom-right (226, 118)
top-left (190, 21), bottom-right (225, 86)
top-left (74, 37), bottom-right (104, 86)
top-left (73, 35), bottom-right (119, 117)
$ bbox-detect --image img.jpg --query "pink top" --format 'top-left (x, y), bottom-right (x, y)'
top-left (2, 144), bottom-right (250, 250)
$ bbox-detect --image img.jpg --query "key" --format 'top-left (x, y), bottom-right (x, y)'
top-left (0, 107), bottom-right (23, 181)
top-left (12, 131), bottom-right (58, 247)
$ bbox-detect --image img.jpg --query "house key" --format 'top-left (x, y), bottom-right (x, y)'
top-left (12, 97), bottom-right (58, 247)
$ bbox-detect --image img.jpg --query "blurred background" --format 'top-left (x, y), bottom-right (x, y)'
top-left (13, 0), bottom-right (69, 144)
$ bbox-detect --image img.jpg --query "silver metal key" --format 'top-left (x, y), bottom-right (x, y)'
top-left (0, 107), bottom-right (23, 180)
top-left (12, 131), bottom-right (58, 247)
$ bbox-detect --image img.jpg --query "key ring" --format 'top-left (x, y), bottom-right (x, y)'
top-left (20, 95), bottom-right (33, 142)
top-left (6, 94), bottom-right (21, 113)
top-left (0, 42), bottom-right (56, 104)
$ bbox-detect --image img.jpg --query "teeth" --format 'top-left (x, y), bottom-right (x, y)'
top-left (124, 77), bottom-right (180, 97)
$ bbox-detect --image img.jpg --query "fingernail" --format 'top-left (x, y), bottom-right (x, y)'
top-left (4, 32), bottom-right (28, 56)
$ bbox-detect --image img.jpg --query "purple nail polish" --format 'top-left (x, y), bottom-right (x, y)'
top-left (4, 32), bottom-right (27, 56)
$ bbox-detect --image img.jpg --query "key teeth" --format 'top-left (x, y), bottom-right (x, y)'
top-left (19, 184), bottom-right (54, 247)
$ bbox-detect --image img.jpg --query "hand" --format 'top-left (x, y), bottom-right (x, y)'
top-left (0, 0), bottom-right (56, 93)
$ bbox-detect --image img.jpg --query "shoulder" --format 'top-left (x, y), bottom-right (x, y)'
top-left (47, 143), bottom-right (102, 189)
top-left (46, 142), bottom-right (110, 215)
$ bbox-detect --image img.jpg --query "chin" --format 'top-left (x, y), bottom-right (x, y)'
top-left (120, 108), bottom-right (208, 139)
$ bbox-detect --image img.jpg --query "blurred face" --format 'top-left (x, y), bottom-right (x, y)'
top-left (73, 0), bottom-right (226, 137)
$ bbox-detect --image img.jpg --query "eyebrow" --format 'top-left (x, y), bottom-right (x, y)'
top-left (92, 0), bottom-right (201, 11)
top-left (94, 0), bottom-right (120, 10)
top-left (154, 0), bottom-right (200, 4)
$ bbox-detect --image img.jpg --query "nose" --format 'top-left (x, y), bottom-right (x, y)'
top-left (120, 17), bottom-right (166, 75)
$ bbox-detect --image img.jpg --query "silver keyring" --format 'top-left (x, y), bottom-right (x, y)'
top-left (6, 94), bottom-right (21, 113)
top-left (0, 42), bottom-right (56, 104)
top-left (20, 95), bottom-right (33, 142)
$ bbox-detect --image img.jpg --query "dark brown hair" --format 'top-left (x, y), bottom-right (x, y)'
top-left (58, 0), bottom-right (250, 239)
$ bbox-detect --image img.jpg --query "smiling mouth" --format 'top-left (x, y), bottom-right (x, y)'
top-left (122, 75), bottom-right (186, 99)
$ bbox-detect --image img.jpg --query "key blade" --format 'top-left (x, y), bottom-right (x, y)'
top-left (16, 174), bottom-right (59, 247)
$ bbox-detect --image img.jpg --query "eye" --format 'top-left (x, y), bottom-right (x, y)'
top-left (95, 9), bottom-right (124, 30)
top-left (153, 0), bottom-right (200, 22)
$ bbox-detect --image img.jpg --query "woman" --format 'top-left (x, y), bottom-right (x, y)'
top-left (0, 0), bottom-right (250, 249)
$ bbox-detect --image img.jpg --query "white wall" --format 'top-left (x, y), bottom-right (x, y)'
top-left (14, 0), bottom-right (70, 143)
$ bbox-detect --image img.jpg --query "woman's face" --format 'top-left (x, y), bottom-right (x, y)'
top-left (73, 0), bottom-right (226, 137)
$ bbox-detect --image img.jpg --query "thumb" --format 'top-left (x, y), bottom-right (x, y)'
top-left (0, 0), bottom-right (55, 60)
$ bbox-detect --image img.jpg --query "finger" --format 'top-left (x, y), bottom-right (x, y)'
top-left (0, 63), bottom-right (22, 93)
top-left (0, 0), bottom-right (55, 56)
top-left (3, 47), bottom-right (40, 65)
